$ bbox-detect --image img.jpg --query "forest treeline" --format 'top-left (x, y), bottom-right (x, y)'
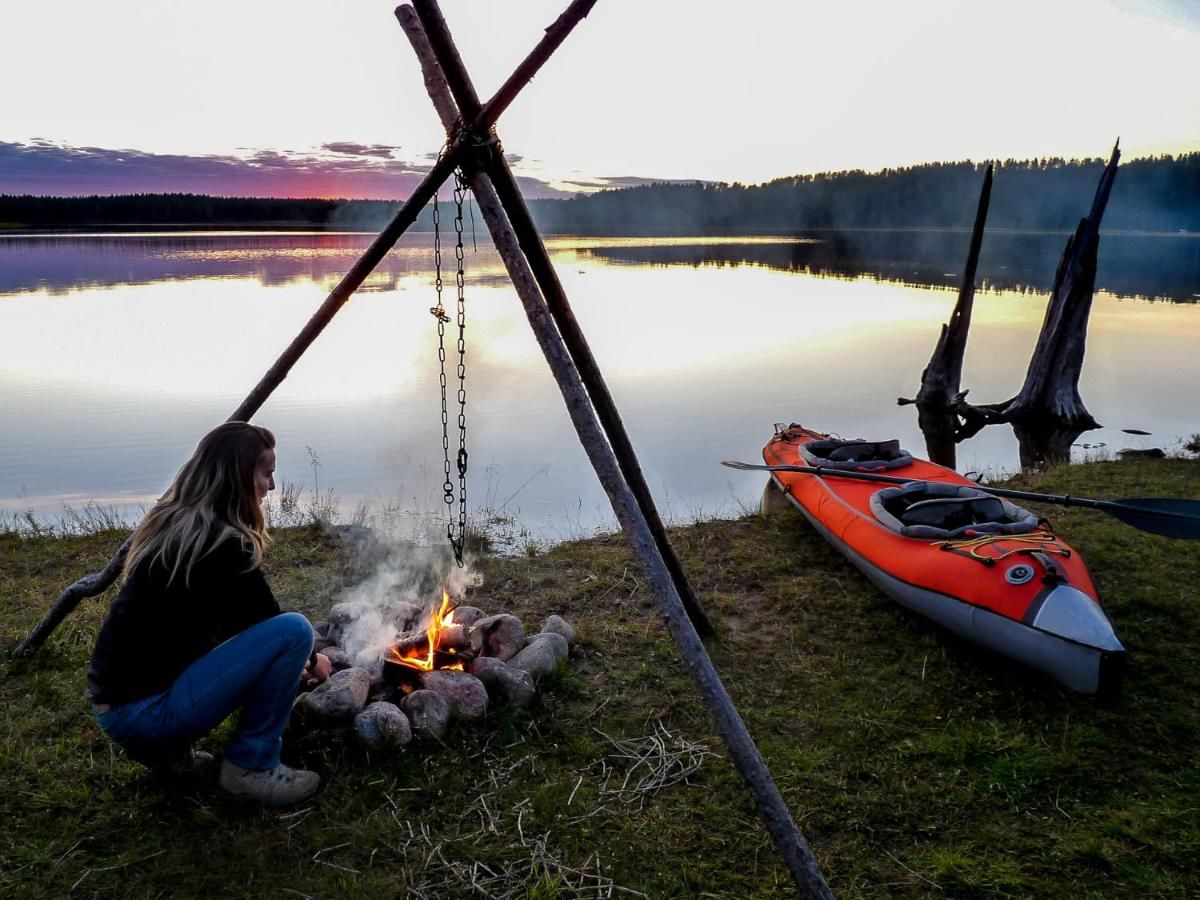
top-left (2, 153), bottom-right (1198, 233)
top-left (533, 153), bottom-right (1200, 234)
top-left (0, 194), bottom-right (409, 230)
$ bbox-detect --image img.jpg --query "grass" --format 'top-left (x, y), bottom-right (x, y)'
top-left (1, 458), bottom-right (1198, 897)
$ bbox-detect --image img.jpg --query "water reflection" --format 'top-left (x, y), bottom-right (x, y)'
top-left (4, 230), bottom-right (1198, 302)
top-left (579, 230), bottom-right (1200, 303)
top-left (2, 233), bottom-right (1198, 540)
top-left (0, 232), bottom-right (516, 297)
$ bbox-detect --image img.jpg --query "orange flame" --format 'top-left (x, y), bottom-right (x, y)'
top-left (387, 589), bottom-right (464, 672)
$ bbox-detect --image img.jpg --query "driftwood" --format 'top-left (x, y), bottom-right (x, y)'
top-left (399, 6), bottom-right (831, 895)
top-left (12, 0), bottom-right (602, 657)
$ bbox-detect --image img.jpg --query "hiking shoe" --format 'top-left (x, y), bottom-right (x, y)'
top-left (219, 759), bottom-right (320, 806)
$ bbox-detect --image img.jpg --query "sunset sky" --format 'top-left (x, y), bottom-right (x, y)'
top-left (3, 0), bottom-right (1199, 199)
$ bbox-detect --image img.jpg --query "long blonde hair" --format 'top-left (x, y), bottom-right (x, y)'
top-left (126, 422), bottom-right (275, 586)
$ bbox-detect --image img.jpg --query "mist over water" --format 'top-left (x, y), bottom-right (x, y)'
top-left (2, 231), bottom-right (1198, 543)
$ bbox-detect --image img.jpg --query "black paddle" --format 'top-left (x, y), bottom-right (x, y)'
top-left (721, 460), bottom-right (1200, 540)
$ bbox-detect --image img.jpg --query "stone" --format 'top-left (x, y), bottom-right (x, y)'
top-left (400, 690), bottom-right (451, 741)
top-left (328, 600), bottom-right (371, 644)
top-left (367, 668), bottom-right (389, 699)
top-left (508, 632), bottom-right (569, 682)
top-left (469, 614), bottom-right (526, 662)
top-left (387, 599), bottom-right (425, 633)
top-left (302, 666), bottom-right (371, 722)
top-left (541, 615), bottom-right (576, 645)
top-left (329, 600), bottom-right (370, 627)
top-left (322, 646), bottom-right (352, 671)
top-left (353, 701), bottom-right (413, 750)
top-left (313, 620), bottom-right (336, 652)
top-left (313, 633), bottom-right (337, 653)
top-left (419, 669), bottom-right (489, 721)
top-left (471, 656), bottom-right (536, 708)
top-left (448, 605), bottom-right (485, 627)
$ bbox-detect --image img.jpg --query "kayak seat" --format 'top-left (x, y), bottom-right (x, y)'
top-left (800, 438), bottom-right (914, 471)
top-left (870, 482), bottom-right (1041, 539)
top-left (902, 496), bottom-right (1007, 529)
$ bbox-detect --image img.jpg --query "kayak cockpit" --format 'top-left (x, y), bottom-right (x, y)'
top-left (799, 437), bottom-right (914, 471)
top-left (870, 482), bottom-right (1042, 539)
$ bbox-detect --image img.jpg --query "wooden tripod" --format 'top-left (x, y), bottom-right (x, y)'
top-left (15, 2), bottom-right (831, 894)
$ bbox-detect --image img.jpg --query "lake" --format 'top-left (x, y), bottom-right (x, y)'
top-left (2, 229), bottom-right (1198, 546)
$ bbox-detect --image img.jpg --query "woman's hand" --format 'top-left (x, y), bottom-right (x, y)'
top-left (302, 652), bottom-right (332, 687)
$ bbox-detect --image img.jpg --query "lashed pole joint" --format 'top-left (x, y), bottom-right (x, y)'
top-left (12, 0), bottom-right (601, 658)
top-left (398, 3), bottom-right (826, 894)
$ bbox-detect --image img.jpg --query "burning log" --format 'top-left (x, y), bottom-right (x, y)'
top-left (392, 623), bottom-right (471, 658)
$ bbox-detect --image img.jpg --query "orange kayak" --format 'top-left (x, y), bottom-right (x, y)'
top-left (764, 424), bottom-right (1124, 694)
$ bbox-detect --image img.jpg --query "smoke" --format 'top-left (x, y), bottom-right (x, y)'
top-left (331, 534), bottom-right (482, 670)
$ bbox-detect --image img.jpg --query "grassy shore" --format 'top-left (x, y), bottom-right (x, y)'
top-left (2, 459), bottom-right (1198, 898)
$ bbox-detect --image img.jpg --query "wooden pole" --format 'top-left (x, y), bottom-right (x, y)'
top-left (405, 0), bottom-right (713, 638)
top-left (12, 0), bottom-right (602, 658)
top-left (397, 7), bottom-right (831, 896)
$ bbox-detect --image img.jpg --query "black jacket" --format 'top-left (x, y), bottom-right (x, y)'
top-left (87, 535), bottom-right (281, 706)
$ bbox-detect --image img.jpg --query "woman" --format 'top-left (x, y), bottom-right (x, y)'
top-left (87, 421), bottom-right (331, 806)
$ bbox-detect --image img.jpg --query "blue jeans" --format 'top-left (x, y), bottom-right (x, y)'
top-left (96, 612), bottom-right (314, 771)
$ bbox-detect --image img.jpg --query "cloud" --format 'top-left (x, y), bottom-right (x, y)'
top-left (0, 140), bottom-right (579, 200)
top-left (321, 142), bottom-right (400, 158)
top-left (550, 174), bottom-right (715, 193)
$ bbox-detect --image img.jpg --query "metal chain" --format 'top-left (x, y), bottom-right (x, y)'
top-left (429, 174), bottom-right (470, 567)
top-left (430, 191), bottom-right (455, 556)
top-left (451, 170), bottom-right (469, 567)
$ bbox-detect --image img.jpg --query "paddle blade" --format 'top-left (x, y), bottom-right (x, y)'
top-left (1103, 498), bottom-right (1200, 539)
top-left (722, 460), bottom-right (770, 471)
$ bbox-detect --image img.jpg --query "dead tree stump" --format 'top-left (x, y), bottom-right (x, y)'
top-left (916, 164), bottom-right (993, 410)
top-left (904, 143), bottom-right (1121, 465)
top-left (1003, 143), bottom-right (1120, 429)
top-left (900, 165), bottom-right (993, 467)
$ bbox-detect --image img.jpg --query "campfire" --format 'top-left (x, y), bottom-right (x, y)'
top-left (298, 583), bottom-right (577, 751)
top-left (384, 591), bottom-right (475, 688)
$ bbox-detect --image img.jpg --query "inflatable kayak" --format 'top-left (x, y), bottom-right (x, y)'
top-left (762, 424), bottom-right (1125, 695)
